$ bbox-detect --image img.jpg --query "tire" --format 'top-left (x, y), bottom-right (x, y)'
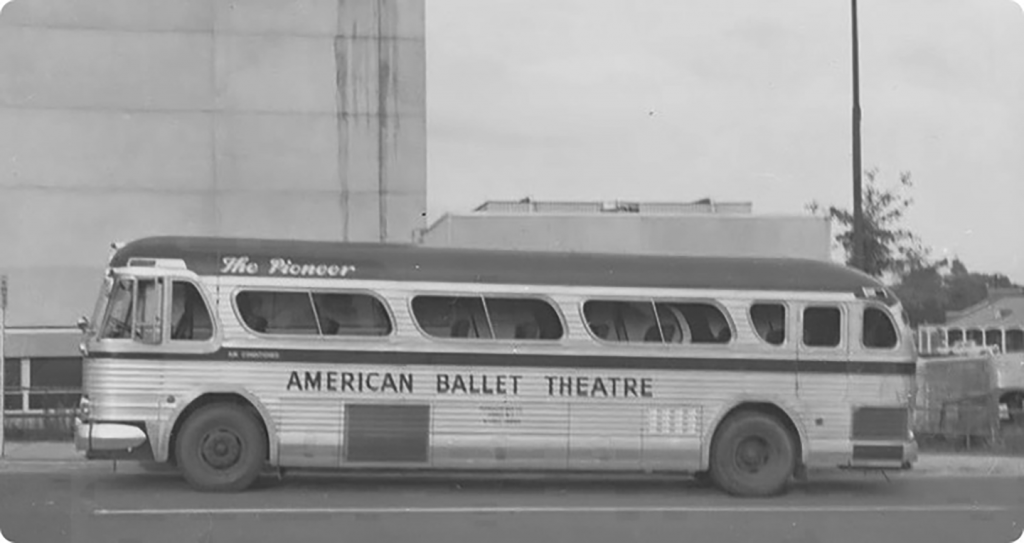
top-left (175, 403), bottom-right (267, 492)
top-left (709, 411), bottom-right (796, 497)
top-left (692, 470), bottom-right (714, 487)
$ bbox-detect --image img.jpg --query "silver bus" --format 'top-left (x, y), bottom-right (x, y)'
top-left (75, 236), bottom-right (917, 496)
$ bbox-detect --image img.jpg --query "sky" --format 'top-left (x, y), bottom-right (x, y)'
top-left (425, 0), bottom-right (1024, 283)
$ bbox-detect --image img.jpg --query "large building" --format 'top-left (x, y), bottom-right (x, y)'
top-left (0, 0), bottom-right (426, 415)
top-left (419, 199), bottom-right (833, 261)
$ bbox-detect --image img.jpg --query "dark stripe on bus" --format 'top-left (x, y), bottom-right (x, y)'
top-left (86, 349), bottom-right (916, 375)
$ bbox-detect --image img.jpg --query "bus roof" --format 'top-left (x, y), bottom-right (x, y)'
top-left (108, 236), bottom-right (885, 294)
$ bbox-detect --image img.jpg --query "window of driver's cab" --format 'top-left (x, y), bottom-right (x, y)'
top-left (99, 275), bottom-right (165, 345)
top-left (169, 280), bottom-right (214, 342)
top-left (97, 275), bottom-right (214, 345)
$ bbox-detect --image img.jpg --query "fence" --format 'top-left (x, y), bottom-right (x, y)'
top-left (912, 354), bottom-right (1017, 453)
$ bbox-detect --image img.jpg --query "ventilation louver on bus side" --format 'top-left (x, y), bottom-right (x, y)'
top-left (344, 404), bottom-right (431, 463)
top-left (851, 406), bottom-right (909, 441)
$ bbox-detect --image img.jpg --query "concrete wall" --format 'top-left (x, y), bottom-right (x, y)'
top-left (420, 214), bottom-right (833, 261)
top-left (0, 0), bottom-right (426, 328)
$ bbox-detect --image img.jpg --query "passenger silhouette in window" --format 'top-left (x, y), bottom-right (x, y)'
top-left (514, 322), bottom-right (540, 339)
top-left (236, 293), bottom-right (269, 333)
top-left (643, 324), bottom-right (677, 343)
top-left (451, 320), bottom-right (471, 338)
top-left (590, 323), bottom-right (611, 340)
top-left (317, 294), bottom-right (356, 335)
top-left (751, 303), bottom-right (786, 346)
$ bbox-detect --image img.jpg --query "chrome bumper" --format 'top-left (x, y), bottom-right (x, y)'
top-left (846, 439), bottom-right (918, 469)
top-left (75, 419), bottom-right (148, 452)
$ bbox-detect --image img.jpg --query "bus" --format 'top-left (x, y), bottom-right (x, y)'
top-left (74, 236), bottom-right (918, 496)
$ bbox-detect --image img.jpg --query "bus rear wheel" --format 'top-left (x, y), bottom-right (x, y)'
top-left (175, 403), bottom-right (266, 492)
top-left (710, 411), bottom-right (795, 497)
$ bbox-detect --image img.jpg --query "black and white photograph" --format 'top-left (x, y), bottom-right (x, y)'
top-left (0, 1), bottom-right (1023, 541)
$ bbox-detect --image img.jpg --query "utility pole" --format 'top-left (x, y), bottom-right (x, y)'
top-left (0, 275), bottom-right (7, 458)
top-left (851, 0), bottom-right (865, 271)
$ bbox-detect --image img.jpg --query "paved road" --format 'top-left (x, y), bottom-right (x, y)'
top-left (1, 468), bottom-right (1023, 543)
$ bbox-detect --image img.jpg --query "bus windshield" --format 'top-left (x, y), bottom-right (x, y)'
top-left (98, 275), bottom-right (164, 343)
top-left (100, 276), bottom-right (134, 339)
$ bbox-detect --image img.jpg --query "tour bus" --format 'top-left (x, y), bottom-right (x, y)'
top-left (74, 236), bottom-right (918, 497)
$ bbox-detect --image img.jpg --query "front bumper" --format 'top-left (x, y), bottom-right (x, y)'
top-left (846, 439), bottom-right (918, 470)
top-left (75, 419), bottom-right (148, 453)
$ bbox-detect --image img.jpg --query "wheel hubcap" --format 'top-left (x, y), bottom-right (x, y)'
top-left (200, 429), bottom-right (243, 470)
top-left (735, 436), bottom-right (771, 473)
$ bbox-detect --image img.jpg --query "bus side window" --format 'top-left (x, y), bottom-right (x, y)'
top-left (236, 291), bottom-right (318, 335)
top-left (655, 302), bottom-right (729, 344)
top-left (803, 306), bottom-right (841, 348)
top-left (412, 295), bottom-right (493, 339)
top-left (483, 297), bottom-right (563, 340)
top-left (583, 300), bottom-right (660, 343)
top-left (863, 306), bottom-right (898, 349)
top-left (171, 282), bottom-right (213, 341)
top-left (311, 292), bottom-right (392, 337)
top-left (751, 303), bottom-right (786, 346)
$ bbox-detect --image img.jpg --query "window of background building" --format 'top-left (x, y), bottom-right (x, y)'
top-left (803, 306), bottom-right (842, 348)
top-left (986, 329), bottom-right (1002, 349)
top-left (751, 303), bottom-right (786, 346)
top-left (3, 358), bottom-right (21, 411)
top-left (27, 358), bottom-right (82, 411)
top-left (1008, 330), bottom-right (1024, 353)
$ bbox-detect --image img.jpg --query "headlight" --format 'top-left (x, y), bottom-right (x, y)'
top-left (78, 395), bottom-right (91, 420)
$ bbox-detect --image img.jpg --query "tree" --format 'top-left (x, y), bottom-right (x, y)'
top-left (893, 257), bottom-right (1021, 326)
top-left (943, 257), bottom-right (1016, 312)
top-left (893, 260), bottom-right (948, 327)
top-left (807, 168), bottom-right (929, 279)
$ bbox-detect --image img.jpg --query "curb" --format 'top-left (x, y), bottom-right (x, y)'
top-left (3, 445), bottom-right (1024, 479)
top-left (2, 460), bottom-right (1023, 480)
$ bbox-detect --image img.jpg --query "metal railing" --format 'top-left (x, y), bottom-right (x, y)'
top-left (2, 386), bottom-right (82, 441)
top-left (3, 386), bottom-right (82, 413)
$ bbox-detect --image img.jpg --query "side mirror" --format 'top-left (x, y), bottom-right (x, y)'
top-left (76, 316), bottom-right (90, 332)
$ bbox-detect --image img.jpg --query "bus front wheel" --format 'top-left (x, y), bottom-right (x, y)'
top-left (175, 403), bottom-right (267, 492)
top-left (709, 411), bottom-right (795, 497)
